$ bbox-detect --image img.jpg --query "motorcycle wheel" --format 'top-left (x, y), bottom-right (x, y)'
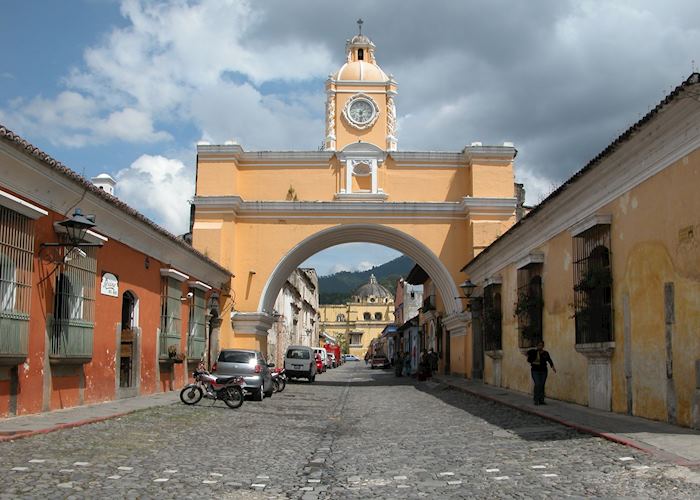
top-left (276, 376), bottom-right (286, 393)
top-left (272, 379), bottom-right (280, 393)
top-left (180, 385), bottom-right (203, 405)
top-left (222, 386), bottom-right (244, 409)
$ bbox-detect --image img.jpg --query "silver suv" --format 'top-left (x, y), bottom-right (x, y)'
top-left (213, 349), bottom-right (273, 401)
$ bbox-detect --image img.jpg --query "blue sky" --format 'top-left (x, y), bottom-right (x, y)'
top-left (2, 0), bottom-right (699, 275)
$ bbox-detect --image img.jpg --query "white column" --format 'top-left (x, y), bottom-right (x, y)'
top-left (345, 160), bottom-right (353, 194)
top-left (371, 160), bottom-right (378, 193)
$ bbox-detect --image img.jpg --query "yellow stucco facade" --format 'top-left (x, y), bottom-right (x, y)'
top-left (463, 74), bottom-right (700, 428)
top-left (191, 30), bottom-right (517, 375)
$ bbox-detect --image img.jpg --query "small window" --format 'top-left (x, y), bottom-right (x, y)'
top-left (370, 297), bottom-right (375, 303)
top-left (363, 312), bottom-right (371, 320)
top-left (286, 348), bottom-right (310, 360)
top-left (374, 312), bottom-right (382, 320)
top-left (358, 48), bottom-right (364, 60)
top-left (336, 314), bottom-right (346, 322)
top-left (218, 351), bottom-right (255, 363)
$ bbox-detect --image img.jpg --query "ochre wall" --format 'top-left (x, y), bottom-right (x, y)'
top-left (481, 149), bottom-right (700, 426)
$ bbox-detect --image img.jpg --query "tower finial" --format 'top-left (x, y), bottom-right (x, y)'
top-left (357, 18), bottom-right (364, 35)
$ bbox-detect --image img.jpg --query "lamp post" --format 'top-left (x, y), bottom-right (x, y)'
top-left (42, 208), bottom-right (102, 249)
top-left (456, 279), bottom-right (477, 311)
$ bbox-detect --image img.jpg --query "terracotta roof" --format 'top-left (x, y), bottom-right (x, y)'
top-left (461, 72), bottom-right (700, 273)
top-left (0, 125), bottom-right (232, 277)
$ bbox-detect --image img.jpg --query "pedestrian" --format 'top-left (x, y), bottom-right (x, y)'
top-left (394, 351), bottom-right (403, 377)
top-left (429, 348), bottom-right (438, 373)
top-left (403, 352), bottom-right (411, 376)
top-left (364, 351), bottom-right (369, 365)
top-left (418, 349), bottom-right (431, 381)
top-left (526, 341), bottom-right (556, 405)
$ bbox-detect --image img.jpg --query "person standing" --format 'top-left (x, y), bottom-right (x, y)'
top-left (527, 341), bottom-right (556, 405)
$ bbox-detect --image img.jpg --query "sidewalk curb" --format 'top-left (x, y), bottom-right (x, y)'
top-left (0, 411), bottom-right (135, 443)
top-left (434, 378), bottom-right (697, 466)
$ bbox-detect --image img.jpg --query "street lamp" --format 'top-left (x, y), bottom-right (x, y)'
top-left (59, 208), bottom-right (95, 245)
top-left (42, 208), bottom-right (103, 249)
top-left (459, 280), bottom-right (476, 299)
top-left (455, 279), bottom-right (477, 311)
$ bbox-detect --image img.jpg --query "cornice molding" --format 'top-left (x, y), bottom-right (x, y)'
top-left (516, 252), bottom-right (544, 270)
top-left (569, 214), bottom-right (612, 237)
top-left (193, 195), bottom-right (516, 220)
top-left (160, 268), bottom-right (189, 282)
top-left (232, 311), bottom-right (274, 337)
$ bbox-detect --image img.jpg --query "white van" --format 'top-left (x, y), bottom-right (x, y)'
top-left (313, 347), bottom-right (328, 372)
top-left (284, 345), bottom-right (316, 382)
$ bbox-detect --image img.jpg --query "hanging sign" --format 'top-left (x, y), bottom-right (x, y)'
top-left (101, 272), bottom-right (119, 297)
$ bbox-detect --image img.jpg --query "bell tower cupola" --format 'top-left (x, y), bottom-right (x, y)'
top-left (325, 20), bottom-right (398, 152)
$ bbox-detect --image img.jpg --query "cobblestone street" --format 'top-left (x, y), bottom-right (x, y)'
top-left (1, 363), bottom-right (699, 499)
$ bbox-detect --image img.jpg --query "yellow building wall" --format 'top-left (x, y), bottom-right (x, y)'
top-left (483, 148), bottom-right (700, 426)
top-left (320, 301), bottom-right (394, 357)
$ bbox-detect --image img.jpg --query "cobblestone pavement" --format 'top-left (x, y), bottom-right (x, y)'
top-left (1, 363), bottom-right (699, 499)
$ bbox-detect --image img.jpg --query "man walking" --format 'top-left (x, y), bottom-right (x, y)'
top-left (526, 341), bottom-right (556, 405)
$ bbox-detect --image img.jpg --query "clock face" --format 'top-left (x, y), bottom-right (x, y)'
top-left (343, 94), bottom-right (379, 130)
top-left (349, 99), bottom-right (375, 125)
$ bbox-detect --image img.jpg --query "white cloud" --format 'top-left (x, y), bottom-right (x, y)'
top-left (1, 0), bottom-right (331, 149)
top-left (515, 167), bottom-right (560, 207)
top-left (115, 154), bottom-right (193, 233)
top-left (330, 264), bottom-right (351, 274)
top-left (356, 261), bottom-right (375, 272)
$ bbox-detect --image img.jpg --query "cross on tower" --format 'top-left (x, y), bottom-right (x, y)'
top-left (357, 18), bottom-right (363, 35)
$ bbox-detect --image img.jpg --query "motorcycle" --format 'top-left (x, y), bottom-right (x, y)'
top-left (180, 364), bottom-right (245, 409)
top-left (271, 367), bottom-right (286, 393)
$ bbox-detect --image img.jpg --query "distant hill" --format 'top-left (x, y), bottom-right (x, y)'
top-left (318, 255), bottom-right (414, 304)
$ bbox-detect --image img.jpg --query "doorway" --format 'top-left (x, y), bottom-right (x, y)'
top-left (119, 291), bottom-right (137, 390)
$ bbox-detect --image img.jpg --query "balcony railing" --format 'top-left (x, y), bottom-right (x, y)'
top-left (48, 317), bottom-right (93, 362)
top-left (0, 311), bottom-right (29, 363)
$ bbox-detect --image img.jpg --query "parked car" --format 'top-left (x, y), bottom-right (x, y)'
top-left (326, 353), bottom-right (336, 368)
top-left (371, 355), bottom-right (390, 369)
top-left (212, 349), bottom-right (273, 401)
top-left (343, 354), bottom-right (360, 362)
top-left (284, 345), bottom-right (316, 382)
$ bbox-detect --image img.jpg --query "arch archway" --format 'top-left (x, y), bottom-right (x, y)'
top-left (258, 224), bottom-right (462, 317)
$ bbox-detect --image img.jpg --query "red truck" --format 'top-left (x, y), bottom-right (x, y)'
top-left (324, 343), bottom-right (342, 367)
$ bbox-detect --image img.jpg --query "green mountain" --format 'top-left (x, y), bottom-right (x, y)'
top-left (318, 255), bottom-right (414, 304)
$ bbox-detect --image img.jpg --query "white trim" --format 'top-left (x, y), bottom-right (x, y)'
top-left (0, 188), bottom-right (48, 219)
top-left (462, 95), bottom-right (700, 283)
top-left (188, 280), bottom-right (212, 291)
top-left (484, 275), bottom-right (502, 286)
top-left (52, 222), bottom-right (108, 244)
top-left (569, 214), bottom-right (612, 237)
top-left (160, 268), bottom-right (189, 282)
top-left (334, 192), bottom-right (388, 201)
top-left (516, 253), bottom-right (544, 270)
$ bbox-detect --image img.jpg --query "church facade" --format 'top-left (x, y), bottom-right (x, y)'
top-left (319, 275), bottom-right (395, 358)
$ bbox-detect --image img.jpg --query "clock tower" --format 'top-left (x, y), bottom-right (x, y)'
top-left (325, 22), bottom-right (398, 152)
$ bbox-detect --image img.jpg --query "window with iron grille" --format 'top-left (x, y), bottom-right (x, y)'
top-left (573, 224), bottom-right (612, 344)
top-left (50, 246), bottom-right (97, 360)
top-left (483, 283), bottom-right (502, 351)
top-left (516, 264), bottom-right (543, 349)
top-left (187, 287), bottom-right (206, 360)
top-left (160, 277), bottom-right (182, 358)
top-left (0, 206), bottom-right (34, 360)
